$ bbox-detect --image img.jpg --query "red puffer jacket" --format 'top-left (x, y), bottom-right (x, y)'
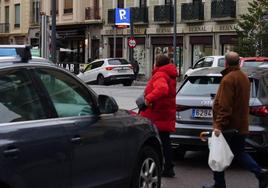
top-left (140, 63), bottom-right (177, 132)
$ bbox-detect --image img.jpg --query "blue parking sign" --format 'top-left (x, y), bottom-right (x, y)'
top-left (115, 8), bottom-right (130, 26)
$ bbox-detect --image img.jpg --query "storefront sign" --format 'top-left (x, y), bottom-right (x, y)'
top-left (188, 25), bottom-right (208, 32)
top-left (156, 27), bottom-right (172, 34)
top-left (105, 29), bottom-right (124, 35)
top-left (217, 24), bottom-right (237, 32)
top-left (126, 28), bottom-right (146, 35)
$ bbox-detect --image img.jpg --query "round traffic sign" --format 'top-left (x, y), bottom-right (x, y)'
top-left (128, 37), bottom-right (137, 48)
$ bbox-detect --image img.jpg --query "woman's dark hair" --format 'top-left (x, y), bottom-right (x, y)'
top-left (155, 54), bottom-right (170, 67)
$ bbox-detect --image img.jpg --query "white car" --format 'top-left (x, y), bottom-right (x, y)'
top-left (78, 58), bottom-right (135, 86)
top-left (184, 56), bottom-right (225, 79)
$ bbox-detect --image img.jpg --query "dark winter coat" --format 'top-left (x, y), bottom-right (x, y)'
top-left (213, 66), bottom-right (250, 134)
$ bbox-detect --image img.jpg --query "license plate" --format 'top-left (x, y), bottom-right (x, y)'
top-left (192, 109), bottom-right (212, 118)
top-left (118, 69), bottom-right (127, 73)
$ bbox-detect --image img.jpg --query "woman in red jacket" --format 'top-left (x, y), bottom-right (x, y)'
top-left (140, 54), bottom-right (177, 177)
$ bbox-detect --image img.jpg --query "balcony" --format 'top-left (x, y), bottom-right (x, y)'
top-left (211, 0), bottom-right (236, 20)
top-left (181, 2), bottom-right (204, 23)
top-left (85, 7), bottom-right (101, 20)
top-left (0, 23), bottom-right (9, 33)
top-left (154, 5), bottom-right (173, 23)
top-left (131, 7), bottom-right (148, 23)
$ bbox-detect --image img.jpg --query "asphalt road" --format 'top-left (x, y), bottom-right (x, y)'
top-left (90, 84), bottom-right (267, 188)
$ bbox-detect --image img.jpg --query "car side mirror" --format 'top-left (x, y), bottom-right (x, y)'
top-left (98, 95), bottom-right (118, 114)
top-left (189, 66), bottom-right (193, 69)
top-left (80, 69), bottom-right (85, 73)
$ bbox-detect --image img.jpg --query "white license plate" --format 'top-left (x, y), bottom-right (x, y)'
top-left (192, 109), bottom-right (212, 118)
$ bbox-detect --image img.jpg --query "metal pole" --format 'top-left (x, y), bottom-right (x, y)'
top-left (130, 8), bottom-right (134, 64)
top-left (173, 0), bottom-right (177, 67)
top-left (51, 0), bottom-right (56, 63)
top-left (113, 26), bottom-right (116, 58)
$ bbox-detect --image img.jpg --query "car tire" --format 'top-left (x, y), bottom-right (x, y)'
top-left (130, 146), bottom-right (161, 188)
top-left (123, 80), bottom-right (133, 86)
top-left (97, 75), bottom-right (105, 85)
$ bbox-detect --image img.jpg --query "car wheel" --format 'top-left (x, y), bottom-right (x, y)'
top-left (97, 75), bottom-right (105, 85)
top-left (131, 146), bottom-right (161, 188)
top-left (123, 80), bottom-right (133, 86)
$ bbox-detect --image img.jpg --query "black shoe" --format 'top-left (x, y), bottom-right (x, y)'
top-left (162, 168), bottom-right (175, 178)
top-left (258, 170), bottom-right (268, 188)
top-left (202, 184), bottom-right (226, 188)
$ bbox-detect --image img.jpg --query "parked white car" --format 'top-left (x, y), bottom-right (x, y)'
top-left (184, 56), bottom-right (225, 79)
top-left (77, 58), bottom-right (135, 86)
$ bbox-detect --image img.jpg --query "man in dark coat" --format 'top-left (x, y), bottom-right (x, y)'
top-left (203, 52), bottom-right (268, 188)
top-left (131, 60), bottom-right (139, 80)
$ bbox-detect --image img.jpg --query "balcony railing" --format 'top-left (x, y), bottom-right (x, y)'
top-left (211, 0), bottom-right (236, 20)
top-left (181, 2), bottom-right (204, 22)
top-left (154, 5), bottom-right (173, 23)
top-left (108, 9), bottom-right (115, 24)
top-left (131, 7), bottom-right (148, 23)
top-left (85, 7), bottom-right (100, 20)
top-left (0, 23), bottom-right (9, 33)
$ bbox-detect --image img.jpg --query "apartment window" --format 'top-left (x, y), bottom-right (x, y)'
top-left (117, 0), bottom-right (124, 8)
top-left (5, 6), bottom-right (9, 23)
top-left (140, 0), bottom-right (147, 7)
top-left (50, 0), bottom-right (59, 15)
top-left (15, 4), bottom-right (20, 28)
top-left (64, 0), bottom-right (73, 14)
top-left (31, 0), bottom-right (40, 24)
top-left (165, 0), bottom-right (173, 5)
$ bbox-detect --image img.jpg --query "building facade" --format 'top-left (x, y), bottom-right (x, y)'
top-left (102, 0), bottom-right (253, 79)
top-left (41, 0), bottom-right (102, 66)
top-left (0, 0), bottom-right (40, 45)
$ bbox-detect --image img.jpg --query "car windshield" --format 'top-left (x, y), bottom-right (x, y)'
top-left (178, 76), bottom-right (221, 96)
top-left (242, 60), bottom-right (268, 67)
top-left (108, 59), bottom-right (129, 65)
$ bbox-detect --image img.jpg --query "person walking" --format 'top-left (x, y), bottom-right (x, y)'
top-left (203, 51), bottom-right (268, 188)
top-left (131, 60), bottom-right (140, 80)
top-left (140, 54), bottom-right (177, 177)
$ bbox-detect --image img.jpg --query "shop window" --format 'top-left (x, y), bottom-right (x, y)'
top-left (64, 0), bottom-right (73, 14)
top-left (192, 44), bottom-right (212, 64)
top-left (222, 44), bottom-right (235, 55)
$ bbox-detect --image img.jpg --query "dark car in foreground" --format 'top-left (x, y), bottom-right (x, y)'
top-left (171, 67), bottom-right (268, 158)
top-left (0, 51), bottom-right (163, 188)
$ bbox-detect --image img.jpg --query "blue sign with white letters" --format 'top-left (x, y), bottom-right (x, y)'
top-left (115, 8), bottom-right (130, 26)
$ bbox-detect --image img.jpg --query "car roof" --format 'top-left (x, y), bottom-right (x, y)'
top-left (189, 66), bottom-right (268, 79)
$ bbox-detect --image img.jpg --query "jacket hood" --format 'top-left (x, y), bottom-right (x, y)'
top-left (153, 63), bottom-right (177, 78)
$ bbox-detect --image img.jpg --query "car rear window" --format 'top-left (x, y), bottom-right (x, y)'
top-left (242, 60), bottom-right (268, 67)
top-left (178, 76), bottom-right (255, 97)
top-left (178, 76), bottom-right (221, 96)
top-left (108, 59), bottom-right (129, 65)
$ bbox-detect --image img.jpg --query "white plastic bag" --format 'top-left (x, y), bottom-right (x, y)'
top-left (208, 132), bottom-right (234, 172)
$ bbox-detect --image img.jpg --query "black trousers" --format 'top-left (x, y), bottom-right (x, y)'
top-left (159, 132), bottom-right (174, 170)
top-left (213, 135), bottom-right (262, 186)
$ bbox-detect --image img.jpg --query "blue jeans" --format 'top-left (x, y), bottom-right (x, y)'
top-left (213, 135), bottom-right (262, 186)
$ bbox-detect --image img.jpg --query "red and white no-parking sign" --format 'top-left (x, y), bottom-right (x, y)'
top-left (128, 37), bottom-right (137, 48)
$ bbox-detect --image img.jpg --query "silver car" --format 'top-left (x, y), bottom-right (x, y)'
top-left (172, 67), bottom-right (268, 158)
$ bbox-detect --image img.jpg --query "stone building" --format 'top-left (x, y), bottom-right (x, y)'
top-left (102, 0), bottom-right (252, 79)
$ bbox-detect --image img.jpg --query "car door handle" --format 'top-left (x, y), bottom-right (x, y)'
top-left (70, 136), bottom-right (82, 144)
top-left (3, 147), bottom-right (20, 157)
